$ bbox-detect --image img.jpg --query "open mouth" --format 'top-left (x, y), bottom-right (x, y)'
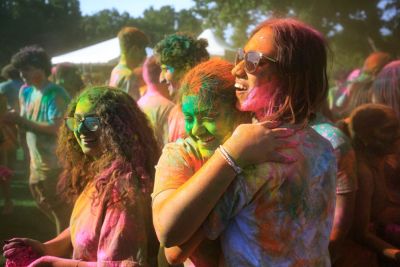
top-left (197, 136), bottom-right (216, 146)
top-left (235, 79), bottom-right (248, 91)
top-left (80, 137), bottom-right (97, 146)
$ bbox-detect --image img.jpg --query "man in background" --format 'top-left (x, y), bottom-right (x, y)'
top-left (109, 26), bottom-right (149, 100)
top-left (2, 45), bottom-right (71, 234)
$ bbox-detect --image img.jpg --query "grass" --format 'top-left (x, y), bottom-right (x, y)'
top-left (0, 163), bottom-right (56, 266)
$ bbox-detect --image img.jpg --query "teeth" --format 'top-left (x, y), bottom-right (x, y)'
top-left (82, 138), bottom-right (95, 142)
top-left (235, 82), bottom-right (247, 90)
top-left (199, 136), bottom-right (214, 143)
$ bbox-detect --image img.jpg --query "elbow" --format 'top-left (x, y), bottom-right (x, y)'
top-left (153, 203), bottom-right (191, 246)
top-left (154, 216), bottom-right (188, 247)
top-left (157, 230), bottom-right (184, 248)
top-left (165, 250), bottom-right (187, 265)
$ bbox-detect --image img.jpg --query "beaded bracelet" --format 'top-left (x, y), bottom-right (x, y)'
top-left (218, 145), bottom-right (243, 174)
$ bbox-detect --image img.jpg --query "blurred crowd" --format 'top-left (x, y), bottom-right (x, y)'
top-left (0, 18), bottom-right (399, 267)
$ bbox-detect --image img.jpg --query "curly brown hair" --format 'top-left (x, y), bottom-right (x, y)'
top-left (154, 32), bottom-right (209, 73)
top-left (57, 86), bottom-right (160, 205)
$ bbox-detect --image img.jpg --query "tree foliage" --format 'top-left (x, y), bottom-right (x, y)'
top-left (0, 0), bottom-right (82, 67)
top-left (193, 0), bottom-right (400, 72)
top-left (0, 1), bottom-right (203, 68)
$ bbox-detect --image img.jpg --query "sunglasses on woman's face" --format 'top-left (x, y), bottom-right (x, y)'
top-left (65, 116), bottom-right (100, 132)
top-left (235, 48), bottom-right (278, 74)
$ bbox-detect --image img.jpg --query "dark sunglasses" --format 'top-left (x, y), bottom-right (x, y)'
top-left (235, 48), bottom-right (278, 74)
top-left (65, 116), bottom-right (100, 132)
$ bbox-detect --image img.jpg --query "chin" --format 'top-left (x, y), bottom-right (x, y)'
top-left (200, 149), bottom-right (215, 159)
top-left (236, 97), bottom-right (263, 113)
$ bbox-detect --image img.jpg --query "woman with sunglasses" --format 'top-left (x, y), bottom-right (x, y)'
top-left (154, 18), bottom-right (336, 266)
top-left (3, 86), bottom-right (160, 267)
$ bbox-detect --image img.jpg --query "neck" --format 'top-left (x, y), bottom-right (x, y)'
top-left (145, 84), bottom-right (158, 94)
top-left (32, 79), bottom-right (49, 90)
top-left (145, 84), bottom-right (170, 99)
top-left (119, 54), bottom-right (135, 69)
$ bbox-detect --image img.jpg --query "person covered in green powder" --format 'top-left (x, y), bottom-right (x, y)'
top-left (2, 45), bottom-right (71, 234)
top-left (154, 32), bottom-right (209, 142)
top-left (152, 58), bottom-right (295, 266)
top-left (3, 86), bottom-right (160, 267)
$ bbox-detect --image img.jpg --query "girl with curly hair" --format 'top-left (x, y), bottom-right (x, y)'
top-left (3, 86), bottom-right (160, 266)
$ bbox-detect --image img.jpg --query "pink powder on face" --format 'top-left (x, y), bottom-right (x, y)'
top-left (238, 83), bottom-right (280, 121)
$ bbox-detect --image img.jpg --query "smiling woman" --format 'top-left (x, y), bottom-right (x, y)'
top-left (152, 58), bottom-right (254, 265)
top-left (3, 86), bottom-right (160, 266)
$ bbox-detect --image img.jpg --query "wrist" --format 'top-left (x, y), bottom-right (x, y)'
top-left (221, 139), bottom-right (242, 165)
top-left (383, 248), bottom-right (400, 260)
top-left (218, 145), bottom-right (243, 175)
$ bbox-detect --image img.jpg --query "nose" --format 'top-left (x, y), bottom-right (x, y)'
top-left (231, 60), bottom-right (246, 79)
top-left (76, 121), bottom-right (89, 134)
top-left (192, 119), bottom-right (206, 137)
top-left (159, 71), bottom-right (166, 84)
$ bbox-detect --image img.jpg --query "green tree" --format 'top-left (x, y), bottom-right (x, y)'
top-left (0, 0), bottom-right (82, 67)
top-left (136, 6), bottom-right (176, 46)
top-left (80, 9), bottom-right (136, 45)
top-left (193, 0), bottom-right (400, 73)
top-left (79, 6), bottom-right (203, 48)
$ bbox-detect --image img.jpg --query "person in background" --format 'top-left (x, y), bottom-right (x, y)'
top-left (138, 56), bottom-right (175, 149)
top-left (51, 63), bottom-right (84, 97)
top-left (371, 60), bottom-right (400, 118)
top-left (310, 113), bottom-right (357, 264)
top-left (2, 45), bottom-right (71, 234)
top-left (109, 26), bottom-right (149, 100)
top-left (154, 32), bottom-right (209, 142)
top-left (334, 52), bottom-right (391, 120)
top-left (337, 104), bottom-right (400, 266)
top-left (0, 93), bottom-right (17, 215)
top-left (3, 86), bottom-right (160, 267)
top-left (133, 66), bottom-right (147, 97)
top-left (0, 64), bottom-right (23, 112)
top-left (0, 64), bottom-right (23, 215)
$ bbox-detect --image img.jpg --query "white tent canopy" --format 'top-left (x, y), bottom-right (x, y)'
top-left (198, 29), bottom-right (235, 56)
top-left (51, 28), bottom-right (233, 64)
top-left (52, 38), bottom-right (120, 64)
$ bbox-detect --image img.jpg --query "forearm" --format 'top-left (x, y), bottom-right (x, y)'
top-left (329, 192), bottom-right (355, 260)
top-left (362, 232), bottom-right (399, 260)
top-left (154, 151), bottom-right (236, 247)
top-left (18, 117), bottom-right (60, 136)
top-left (51, 259), bottom-right (95, 267)
top-left (55, 260), bottom-right (96, 267)
top-left (44, 228), bottom-right (72, 257)
top-left (32, 256), bottom-right (97, 267)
